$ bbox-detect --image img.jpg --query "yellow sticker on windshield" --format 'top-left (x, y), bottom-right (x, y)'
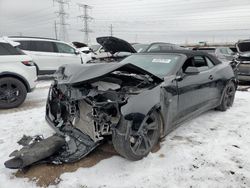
top-left (152, 59), bottom-right (171, 63)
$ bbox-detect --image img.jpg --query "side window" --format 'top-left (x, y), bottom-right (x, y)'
top-left (34, 41), bottom-right (56, 53)
top-left (193, 56), bottom-right (207, 67)
top-left (182, 56), bottom-right (214, 73)
top-left (205, 57), bottom-right (215, 68)
top-left (56, 43), bottom-right (75, 54)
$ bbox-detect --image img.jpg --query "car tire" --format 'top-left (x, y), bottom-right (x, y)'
top-left (0, 77), bottom-right (27, 109)
top-left (216, 81), bottom-right (236, 111)
top-left (112, 110), bottom-right (161, 161)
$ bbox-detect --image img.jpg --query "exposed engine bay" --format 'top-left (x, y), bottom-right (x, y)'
top-left (48, 70), bottom-right (157, 142)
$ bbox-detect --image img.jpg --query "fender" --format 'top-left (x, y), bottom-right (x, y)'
top-left (0, 71), bottom-right (31, 92)
top-left (120, 85), bottom-right (161, 121)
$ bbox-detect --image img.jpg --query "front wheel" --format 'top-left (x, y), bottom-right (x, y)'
top-left (0, 77), bottom-right (27, 109)
top-left (216, 81), bottom-right (236, 111)
top-left (112, 111), bottom-right (161, 161)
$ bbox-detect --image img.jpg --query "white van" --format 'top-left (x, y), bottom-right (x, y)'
top-left (9, 37), bottom-right (90, 75)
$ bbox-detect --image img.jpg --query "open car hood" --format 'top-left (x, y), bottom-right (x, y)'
top-left (96, 36), bottom-right (137, 54)
top-left (236, 41), bottom-right (250, 53)
top-left (72, 41), bottom-right (88, 48)
top-left (56, 63), bottom-right (163, 85)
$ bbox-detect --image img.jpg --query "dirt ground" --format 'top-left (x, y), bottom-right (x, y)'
top-left (15, 141), bottom-right (161, 187)
top-left (15, 143), bottom-right (118, 187)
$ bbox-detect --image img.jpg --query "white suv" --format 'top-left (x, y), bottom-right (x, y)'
top-left (0, 38), bottom-right (37, 109)
top-left (9, 37), bottom-right (90, 75)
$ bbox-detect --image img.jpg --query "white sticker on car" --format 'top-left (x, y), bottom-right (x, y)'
top-left (152, 59), bottom-right (171, 63)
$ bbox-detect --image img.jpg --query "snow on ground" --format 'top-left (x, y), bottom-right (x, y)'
top-left (0, 81), bottom-right (250, 188)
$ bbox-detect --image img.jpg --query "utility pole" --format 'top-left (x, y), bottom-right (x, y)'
top-left (54, 0), bottom-right (70, 41)
top-left (54, 21), bottom-right (58, 39)
top-left (110, 24), bottom-right (113, 36)
top-left (78, 4), bottom-right (93, 44)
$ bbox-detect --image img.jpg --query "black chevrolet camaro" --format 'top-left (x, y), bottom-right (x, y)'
top-left (5, 50), bottom-right (237, 169)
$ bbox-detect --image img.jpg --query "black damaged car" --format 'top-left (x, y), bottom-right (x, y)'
top-left (5, 50), bottom-right (237, 169)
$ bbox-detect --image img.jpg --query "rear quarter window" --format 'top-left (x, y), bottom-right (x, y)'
top-left (0, 43), bottom-right (23, 56)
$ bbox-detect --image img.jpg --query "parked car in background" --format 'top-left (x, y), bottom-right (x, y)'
top-left (8, 36), bottom-right (89, 75)
top-left (0, 38), bottom-right (37, 109)
top-left (89, 37), bottom-right (185, 64)
top-left (192, 47), bottom-right (216, 55)
top-left (215, 47), bottom-right (235, 62)
top-left (72, 41), bottom-right (93, 62)
top-left (132, 42), bottom-right (185, 53)
top-left (193, 46), bottom-right (236, 62)
top-left (88, 36), bottom-right (137, 63)
top-left (236, 39), bottom-right (250, 81)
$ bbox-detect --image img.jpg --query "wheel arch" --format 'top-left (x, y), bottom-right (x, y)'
top-left (122, 104), bottom-right (165, 138)
top-left (0, 72), bottom-right (31, 92)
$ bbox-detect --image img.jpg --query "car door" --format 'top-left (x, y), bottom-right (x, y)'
top-left (18, 40), bottom-right (59, 73)
top-left (176, 55), bottom-right (218, 122)
top-left (54, 42), bottom-right (82, 66)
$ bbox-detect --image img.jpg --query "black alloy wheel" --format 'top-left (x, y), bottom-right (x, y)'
top-left (0, 77), bottom-right (27, 109)
top-left (112, 111), bottom-right (161, 161)
top-left (217, 81), bottom-right (236, 111)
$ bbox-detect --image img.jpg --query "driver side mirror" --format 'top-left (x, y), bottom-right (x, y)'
top-left (185, 67), bottom-right (200, 75)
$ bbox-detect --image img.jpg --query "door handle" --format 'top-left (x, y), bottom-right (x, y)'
top-left (209, 75), bottom-right (214, 80)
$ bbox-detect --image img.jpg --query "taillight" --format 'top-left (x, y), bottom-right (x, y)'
top-left (21, 61), bottom-right (35, 66)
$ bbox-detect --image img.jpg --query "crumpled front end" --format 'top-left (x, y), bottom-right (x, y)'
top-left (45, 64), bottom-right (161, 160)
top-left (4, 63), bottom-right (161, 169)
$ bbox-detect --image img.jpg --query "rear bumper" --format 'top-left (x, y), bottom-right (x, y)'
top-left (238, 75), bottom-right (250, 81)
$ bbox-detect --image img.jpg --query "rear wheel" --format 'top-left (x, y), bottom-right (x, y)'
top-left (216, 81), bottom-right (236, 111)
top-left (0, 77), bottom-right (27, 109)
top-left (112, 111), bottom-right (161, 161)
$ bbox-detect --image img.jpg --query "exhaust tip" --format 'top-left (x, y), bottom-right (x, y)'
top-left (4, 158), bottom-right (23, 169)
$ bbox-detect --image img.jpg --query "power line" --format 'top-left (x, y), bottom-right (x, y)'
top-left (110, 24), bottom-right (113, 36)
top-left (54, 0), bottom-right (70, 41)
top-left (54, 21), bottom-right (58, 39)
top-left (78, 3), bottom-right (93, 44)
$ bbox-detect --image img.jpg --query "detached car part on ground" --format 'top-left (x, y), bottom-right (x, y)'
top-left (5, 50), bottom-right (237, 169)
top-left (235, 40), bottom-right (250, 81)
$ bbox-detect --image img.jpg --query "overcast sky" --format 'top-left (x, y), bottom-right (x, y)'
top-left (0, 0), bottom-right (250, 44)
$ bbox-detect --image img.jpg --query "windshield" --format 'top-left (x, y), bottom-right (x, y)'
top-left (121, 54), bottom-right (183, 78)
top-left (132, 44), bottom-right (149, 53)
top-left (90, 44), bottom-right (101, 52)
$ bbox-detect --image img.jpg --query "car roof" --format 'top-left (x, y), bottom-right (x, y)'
top-left (143, 49), bottom-right (209, 56)
top-left (237, 39), bottom-right (250, 45)
top-left (8, 36), bottom-right (59, 42)
top-left (138, 50), bottom-right (222, 65)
